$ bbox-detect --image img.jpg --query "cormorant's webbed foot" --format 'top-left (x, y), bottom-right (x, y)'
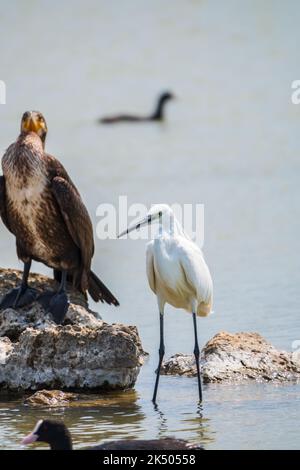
top-left (0, 260), bottom-right (37, 310)
top-left (38, 291), bottom-right (69, 324)
top-left (0, 286), bottom-right (38, 310)
top-left (38, 291), bottom-right (56, 310)
top-left (37, 270), bottom-right (69, 324)
top-left (48, 291), bottom-right (69, 324)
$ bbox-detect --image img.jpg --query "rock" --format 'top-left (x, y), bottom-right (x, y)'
top-left (0, 303), bottom-right (101, 341)
top-left (70, 390), bottom-right (142, 409)
top-left (0, 268), bottom-right (89, 310)
top-left (24, 389), bottom-right (78, 406)
top-left (0, 268), bottom-right (144, 391)
top-left (160, 354), bottom-right (196, 377)
top-left (0, 268), bottom-right (100, 341)
top-left (161, 332), bottom-right (300, 383)
top-left (0, 337), bottom-right (13, 365)
top-left (24, 389), bottom-right (140, 409)
top-left (0, 324), bottom-right (143, 391)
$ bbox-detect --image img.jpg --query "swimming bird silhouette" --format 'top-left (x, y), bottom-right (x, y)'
top-left (22, 419), bottom-right (202, 450)
top-left (99, 91), bottom-right (175, 124)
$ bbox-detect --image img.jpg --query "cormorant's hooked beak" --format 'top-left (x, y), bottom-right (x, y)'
top-left (21, 111), bottom-right (48, 147)
top-left (22, 114), bottom-right (40, 133)
top-left (118, 215), bottom-right (152, 238)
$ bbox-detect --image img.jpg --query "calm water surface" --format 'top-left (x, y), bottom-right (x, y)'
top-left (0, 0), bottom-right (299, 449)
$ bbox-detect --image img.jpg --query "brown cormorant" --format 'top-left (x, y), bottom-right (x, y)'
top-left (22, 419), bottom-right (202, 450)
top-left (99, 91), bottom-right (175, 124)
top-left (0, 111), bottom-right (119, 324)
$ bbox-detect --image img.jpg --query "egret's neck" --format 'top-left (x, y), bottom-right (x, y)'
top-left (173, 216), bottom-right (189, 239)
top-left (160, 214), bottom-right (190, 240)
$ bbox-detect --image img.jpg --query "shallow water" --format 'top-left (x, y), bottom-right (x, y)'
top-left (0, 0), bottom-right (300, 450)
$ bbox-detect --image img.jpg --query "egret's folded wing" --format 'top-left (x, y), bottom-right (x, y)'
top-left (146, 242), bottom-right (156, 294)
top-left (178, 240), bottom-right (213, 306)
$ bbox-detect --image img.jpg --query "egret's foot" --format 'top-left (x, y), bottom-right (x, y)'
top-left (0, 286), bottom-right (38, 310)
top-left (38, 291), bottom-right (69, 324)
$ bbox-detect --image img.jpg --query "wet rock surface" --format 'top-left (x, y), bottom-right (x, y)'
top-left (161, 353), bottom-right (196, 377)
top-left (24, 389), bottom-right (79, 406)
top-left (162, 332), bottom-right (300, 383)
top-left (23, 389), bottom-right (140, 408)
top-left (0, 269), bottom-right (144, 391)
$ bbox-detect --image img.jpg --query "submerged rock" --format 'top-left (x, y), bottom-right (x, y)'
top-left (25, 389), bottom-right (78, 407)
top-left (0, 268), bottom-right (144, 391)
top-left (24, 389), bottom-right (140, 409)
top-left (161, 353), bottom-right (196, 377)
top-left (162, 332), bottom-right (300, 383)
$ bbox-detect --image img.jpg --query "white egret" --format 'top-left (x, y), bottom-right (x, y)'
top-left (118, 204), bottom-right (213, 403)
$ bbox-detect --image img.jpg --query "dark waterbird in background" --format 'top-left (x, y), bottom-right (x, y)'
top-left (99, 91), bottom-right (175, 124)
top-left (22, 419), bottom-right (203, 450)
top-left (0, 111), bottom-right (119, 324)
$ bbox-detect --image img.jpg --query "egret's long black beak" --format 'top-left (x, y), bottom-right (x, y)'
top-left (118, 215), bottom-right (152, 238)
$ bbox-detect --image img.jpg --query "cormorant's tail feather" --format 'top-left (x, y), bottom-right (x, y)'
top-left (88, 270), bottom-right (119, 306)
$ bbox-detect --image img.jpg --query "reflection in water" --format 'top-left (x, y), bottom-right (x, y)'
top-left (153, 401), bottom-right (212, 448)
top-left (153, 403), bottom-right (169, 437)
top-left (0, 390), bottom-right (146, 450)
top-left (0, 388), bottom-right (214, 450)
top-left (1, 372), bottom-right (300, 449)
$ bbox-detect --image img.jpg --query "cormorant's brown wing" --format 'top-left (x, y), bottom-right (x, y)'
top-left (45, 153), bottom-right (80, 195)
top-left (51, 176), bottom-right (94, 273)
top-left (0, 176), bottom-right (11, 232)
top-left (47, 154), bottom-right (119, 306)
top-left (47, 152), bottom-right (94, 289)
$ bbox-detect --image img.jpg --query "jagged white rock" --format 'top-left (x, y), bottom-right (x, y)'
top-left (0, 269), bottom-right (144, 391)
top-left (162, 332), bottom-right (300, 383)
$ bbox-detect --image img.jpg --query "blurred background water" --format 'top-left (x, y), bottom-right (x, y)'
top-left (0, 0), bottom-right (299, 450)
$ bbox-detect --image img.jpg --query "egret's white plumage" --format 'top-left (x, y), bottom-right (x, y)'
top-left (146, 229), bottom-right (213, 317)
top-left (132, 204), bottom-right (212, 315)
top-left (118, 203), bottom-right (213, 403)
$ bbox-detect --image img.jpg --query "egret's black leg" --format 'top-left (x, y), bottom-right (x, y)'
top-left (193, 312), bottom-right (202, 403)
top-left (0, 260), bottom-right (38, 309)
top-left (38, 270), bottom-right (69, 324)
top-left (152, 312), bottom-right (165, 404)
